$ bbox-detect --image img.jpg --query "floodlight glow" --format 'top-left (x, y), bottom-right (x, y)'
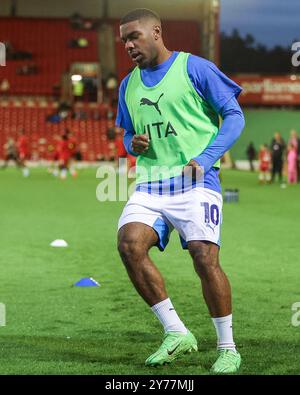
top-left (71, 74), bottom-right (82, 82)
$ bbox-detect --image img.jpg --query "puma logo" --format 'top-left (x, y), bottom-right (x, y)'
top-left (206, 223), bottom-right (216, 233)
top-left (140, 93), bottom-right (164, 115)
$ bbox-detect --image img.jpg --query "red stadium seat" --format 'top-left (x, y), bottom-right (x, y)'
top-left (0, 101), bottom-right (113, 160)
top-left (0, 17), bottom-right (98, 95)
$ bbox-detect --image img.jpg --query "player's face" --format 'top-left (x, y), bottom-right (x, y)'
top-left (274, 132), bottom-right (281, 141)
top-left (120, 20), bottom-right (158, 69)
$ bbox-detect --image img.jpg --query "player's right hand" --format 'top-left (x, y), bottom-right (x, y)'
top-left (131, 134), bottom-right (149, 154)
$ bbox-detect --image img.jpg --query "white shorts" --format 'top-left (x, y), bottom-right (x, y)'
top-left (118, 187), bottom-right (223, 251)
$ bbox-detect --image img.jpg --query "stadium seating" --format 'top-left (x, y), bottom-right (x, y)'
top-left (0, 99), bottom-right (115, 161)
top-left (0, 17), bottom-right (98, 95)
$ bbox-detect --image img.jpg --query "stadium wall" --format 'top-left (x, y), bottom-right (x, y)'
top-left (230, 109), bottom-right (300, 160)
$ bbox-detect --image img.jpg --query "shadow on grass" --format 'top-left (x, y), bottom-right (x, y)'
top-left (0, 333), bottom-right (299, 375)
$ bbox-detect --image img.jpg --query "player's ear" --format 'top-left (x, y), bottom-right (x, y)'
top-left (153, 25), bottom-right (161, 40)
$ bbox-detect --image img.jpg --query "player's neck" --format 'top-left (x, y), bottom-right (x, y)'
top-left (150, 48), bottom-right (173, 68)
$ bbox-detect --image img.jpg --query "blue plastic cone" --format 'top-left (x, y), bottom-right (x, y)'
top-left (74, 277), bottom-right (100, 287)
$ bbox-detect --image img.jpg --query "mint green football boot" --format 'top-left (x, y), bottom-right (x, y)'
top-left (211, 349), bottom-right (241, 374)
top-left (145, 330), bottom-right (198, 367)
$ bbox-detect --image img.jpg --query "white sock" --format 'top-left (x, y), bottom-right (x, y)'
top-left (22, 167), bottom-right (30, 177)
top-left (151, 298), bottom-right (188, 334)
top-left (212, 314), bottom-right (236, 352)
top-left (60, 169), bottom-right (67, 179)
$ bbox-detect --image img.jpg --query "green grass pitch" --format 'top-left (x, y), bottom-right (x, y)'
top-left (0, 167), bottom-right (299, 375)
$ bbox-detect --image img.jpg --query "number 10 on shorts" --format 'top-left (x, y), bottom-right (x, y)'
top-left (201, 202), bottom-right (220, 225)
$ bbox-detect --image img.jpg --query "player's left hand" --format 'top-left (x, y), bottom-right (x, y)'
top-left (182, 160), bottom-right (204, 181)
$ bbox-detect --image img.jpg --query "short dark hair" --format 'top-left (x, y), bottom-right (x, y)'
top-left (120, 8), bottom-right (161, 26)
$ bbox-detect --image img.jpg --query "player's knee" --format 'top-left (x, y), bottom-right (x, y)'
top-left (117, 239), bottom-right (146, 264)
top-left (190, 247), bottom-right (218, 278)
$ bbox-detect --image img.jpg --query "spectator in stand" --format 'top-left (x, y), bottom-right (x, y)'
top-left (92, 108), bottom-right (101, 120)
top-left (107, 108), bottom-right (115, 120)
top-left (46, 102), bottom-right (70, 123)
top-left (70, 12), bottom-right (98, 30)
top-left (258, 144), bottom-right (271, 184)
top-left (46, 112), bottom-right (61, 123)
top-left (0, 79), bottom-right (10, 97)
top-left (70, 12), bottom-right (84, 29)
top-left (288, 129), bottom-right (300, 182)
top-left (72, 79), bottom-right (85, 102)
top-left (58, 101), bottom-right (72, 112)
top-left (69, 37), bottom-right (89, 48)
top-left (82, 20), bottom-right (97, 31)
top-left (246, 142), bottom-right (256, 172)
top-left (69, 38), bottom-right (78, 48)
top-left (287, 143), bottom-right (298, 184)
top-left (16, 63), bottom-right (38, 75)
top-left (71, 108), bottom-right (87, 120)
top-left (17, 129), bottom-right (30, 177)
top-left (15, 49), bottom-right (32, 60)
top-left (78, 38), bottom-right (89, 48)
top-left (270, 132), bottom-right (286, 184)
top-left (3, 40), bottom-right (32, 60)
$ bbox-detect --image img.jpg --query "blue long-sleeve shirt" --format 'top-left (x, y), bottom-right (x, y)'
top-left (116, 51), bottom-right (245, 194)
